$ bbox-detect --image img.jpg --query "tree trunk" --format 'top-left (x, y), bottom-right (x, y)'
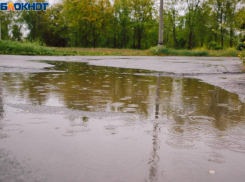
top-left (214, 32), bottom-right (217, 43)
top-left (122, 27), bottom-right (126, 48)
top-left (173, 9), bottom-right (176, 48)
top-left (0, 17), bottom-right (1, 40)
top-left (188, 7), bottom-right (192, 49)
top-left (92, 28), bottom-right (96, 48)
top-left (122, 20), bottom-right (126, 48)
top-left (158, 0), bottom-right (163, 46)
top-left (75, 32), bottom-right (78, 47)
top-left (220, 5), bottom-right (224, 49)
top-left (215, 0), bottom-right (220, 43)
top-left (137, 24), bottom-right (143, 49)
top-left (133, 27), bottom-right (136, 48)
top-left (113, 18), bottom-right (117, 48)
top-left (173, 23), bottom-right (176, 48)
top-left (230, 27), bottom-right (233, 47)
top-left (188, 30), bottom-right (192, 49)
top-left (113, 31), bottom-right (117, 48)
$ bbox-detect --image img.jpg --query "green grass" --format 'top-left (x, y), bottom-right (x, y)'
top-left (0, 40), bottom-right (75, 56)
top-left (149, 46), bottom-right (239, 57)
top-left (0, 40), bottom-right (240, 57)
top-left (52, 47), bottom-right (148, 56)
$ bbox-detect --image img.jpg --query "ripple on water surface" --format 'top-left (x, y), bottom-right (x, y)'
top-left (161, 158), bottom-right (205, 182)
top-left (215, 165), bottom-right (245, 182)
top-left (166, 125), bottom-right (203, 138)
top-left (166, 138), bottom-right (195, 149)
top-left (1, 61), bottom-right (245, 181)
top-left (0, 133), bottom-right (9, 139)
top-left (82, 147), bottom-right (143, 173)
top-left (205, 135), bottom-right (245, 153)
top-left (1, 124), bottom-right (22, 131)
top-left (189, 116), bottom-right (215, 124)
top-left (203, 152), bottom-right (226, 163)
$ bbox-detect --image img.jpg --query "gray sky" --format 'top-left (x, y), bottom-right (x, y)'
top-left (48, 0), bottom-right (62, 5)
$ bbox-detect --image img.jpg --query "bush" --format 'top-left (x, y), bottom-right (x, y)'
top-left (213, 45), bottom-right (223, 50)
top-left (0, 40), bottom-right (77, 56)
top-left (175, 38), bottom-right (187, 49)
top-left (155, 47), bottom-right (170, 55)
top-left (209, 42), bottom-right (223, 50)
top-left (236, 42), bottom-right (245, 51)
top-left (0, 40), bottom-right (54, 55)
top-left (150, 46), bottom-right (170, 55)
top-left (238, 52), bottom-right (245, 66)
top-left (150, 46), bottom-right (209, 57)
top-left (193, 51), bottom-right (210, 56)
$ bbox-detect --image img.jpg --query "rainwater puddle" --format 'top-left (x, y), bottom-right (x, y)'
top-left (0, 61), bottom-right (245, 182)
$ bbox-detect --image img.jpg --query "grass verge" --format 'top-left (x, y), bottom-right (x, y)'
top-left (0, 40), bottom-right (240, 57)
top-left (0, 40), bottom-right (74, 56)
top-left (149, 46), bottom-right (239, 57)
top-left (52, 47), bottom-right (148, 56)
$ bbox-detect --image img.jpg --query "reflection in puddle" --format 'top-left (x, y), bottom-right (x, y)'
top-left (0, 61), bottom-right (245, 182)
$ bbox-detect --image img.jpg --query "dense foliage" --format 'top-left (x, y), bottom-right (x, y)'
top-left (1, 0), bottom-right (245, 50)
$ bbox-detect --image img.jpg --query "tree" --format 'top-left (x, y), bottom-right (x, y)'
top-left (64, 0), bottom-right (113, 47)
top-left (130, 0), bottom-right (156, 49)
top-left (42, 2), bottom-right (69, 46)
top-left (0, 11), bottom-right (13, 40)
top-left (185, 0), bottom-right (202, 49)
top-left (113, 0), bottom-right (132, 48)
top-left (21, 0), bottom-right (49, 42)
top-left (7, 0), bottom-right (245, 49)
top-left (12, 24), bottom-right (22, 41)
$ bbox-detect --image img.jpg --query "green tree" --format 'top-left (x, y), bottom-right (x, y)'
top-left (130, 0), bottom-right (156, 49)
top-left (0, 11), bottom-right (13, 40)
top-left (64, 0), bottom-right (113, 47)
top-left (12, 24), bottom-right (22, 41)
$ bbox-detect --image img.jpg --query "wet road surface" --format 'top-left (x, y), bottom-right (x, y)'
top-left (0, 60), bottom-right (245, 182)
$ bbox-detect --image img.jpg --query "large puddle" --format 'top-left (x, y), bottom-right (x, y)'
top-left (0, 61), bottom-right (245, 182)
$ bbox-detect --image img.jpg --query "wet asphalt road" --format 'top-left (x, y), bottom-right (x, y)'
top-left (0, 55), bottom-right (245, 182)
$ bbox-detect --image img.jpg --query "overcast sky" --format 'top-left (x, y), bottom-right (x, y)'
top-left (48, 0), bottom-right (62, 5)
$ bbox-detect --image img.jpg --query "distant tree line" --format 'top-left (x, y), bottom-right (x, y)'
top-left (1, 0), bottom-right (245, 49)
